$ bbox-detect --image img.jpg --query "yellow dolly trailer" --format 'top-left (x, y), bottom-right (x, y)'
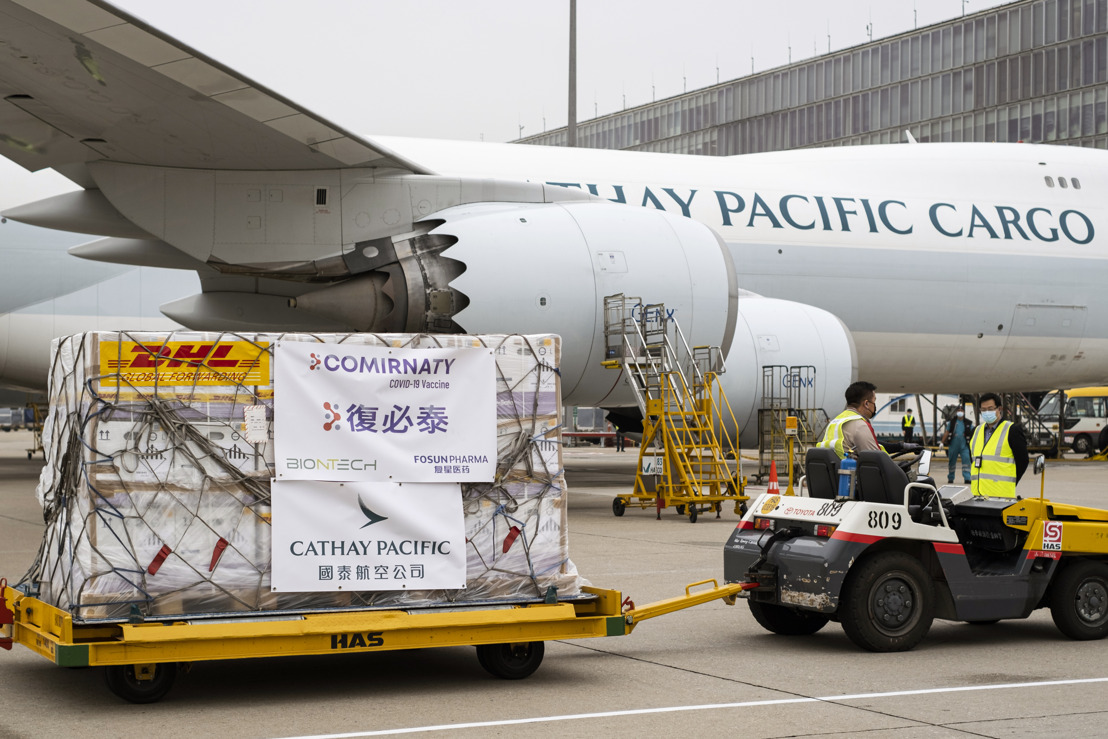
top-left (0, 578), bottom-right (747, 703)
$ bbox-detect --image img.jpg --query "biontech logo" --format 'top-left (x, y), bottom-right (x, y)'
top-left (323, 402), bottom-right (342, 431)
top-left (284, 457), bottom-right (376, 471)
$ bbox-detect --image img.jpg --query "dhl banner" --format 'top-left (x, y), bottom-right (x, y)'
top-left (99, 340), bottom-right (270, 387)
top-left (270, 479), bottom-right (466, 592)
top-left (274, 341), bottom-right (496, 482)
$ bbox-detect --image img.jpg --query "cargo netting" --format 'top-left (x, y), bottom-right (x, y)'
top-left (22, 331), bottom-right (584, 622)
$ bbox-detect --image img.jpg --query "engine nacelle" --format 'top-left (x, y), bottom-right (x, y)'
top-left (437, 201), bottom-right (738, 401)
top-left (721, 294), bottom-right (858, 447)
top-left (286, 199), bottom-right (856, 443)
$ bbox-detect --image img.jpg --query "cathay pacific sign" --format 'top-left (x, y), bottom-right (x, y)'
top-left (548, 181), bottom-right (1095, 245)
top-left (271, 480), bottom-right (466, 592)
top-left (274, 341), bottom-right (496, 482)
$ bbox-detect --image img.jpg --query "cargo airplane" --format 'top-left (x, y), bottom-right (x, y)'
top-left (1, 0), bottom-right (1106, 443)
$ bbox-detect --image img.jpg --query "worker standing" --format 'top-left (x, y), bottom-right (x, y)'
top-left (902, 408), bottom-right (915, 443)
top-left (941, 405), bottom-right (974, 484)
top-left (969, 393), bottom-right (1029, 498)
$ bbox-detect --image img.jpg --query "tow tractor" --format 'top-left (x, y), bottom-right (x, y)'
top-left (725, 448), bottom-right (1108, 651)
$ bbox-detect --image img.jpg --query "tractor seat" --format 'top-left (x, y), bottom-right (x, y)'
top-left (804, 448), bottom-right (839, 499)
top-left (855, 451), bottom-right (910, 505)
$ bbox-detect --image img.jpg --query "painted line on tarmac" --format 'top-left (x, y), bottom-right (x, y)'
top-left (281, 676), bottom-right (1108, 738)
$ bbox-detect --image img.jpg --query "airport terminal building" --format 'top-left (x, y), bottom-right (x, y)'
top-left (522, 0), bottom-right (1108, 154)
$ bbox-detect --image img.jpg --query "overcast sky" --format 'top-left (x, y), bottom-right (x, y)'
top-left (1, 0), bottom-right (1014, 209)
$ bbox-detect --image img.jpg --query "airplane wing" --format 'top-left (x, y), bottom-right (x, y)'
top-left (0, 0), bottom-right (592, 339)
top-left (0, 0), bottom-right (432, 185)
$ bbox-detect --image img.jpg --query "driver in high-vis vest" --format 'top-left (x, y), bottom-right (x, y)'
top-left (818, 380), bottom-right (919, 459)
top-left (969, 392), bottom-right (1029, 497)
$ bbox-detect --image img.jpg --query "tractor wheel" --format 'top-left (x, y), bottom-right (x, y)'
top-left (476, 641), bottom-right (545, 679)
top-left (1050, 560), bottom-right (1108, 640)
top-left (748, 600), bottom-right (830, 636)
top-left (104, 663), bottom-right (178, 704)
top-left (838, 552), bottom-right (934, 652)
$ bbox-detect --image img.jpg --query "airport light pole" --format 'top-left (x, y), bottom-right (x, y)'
top-left (567, 0), bottom-right (577, 147)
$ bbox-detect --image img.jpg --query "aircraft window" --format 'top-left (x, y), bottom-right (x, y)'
top-left (1059, 177), bottom-right (1069, 188)
top-left (1045, 176), bottom-right (1055, 187)
top-left (1072, 177), bottom-right (1082, 189)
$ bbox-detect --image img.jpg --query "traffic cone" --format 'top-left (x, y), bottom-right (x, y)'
top-left (767, 461), bottom-right (781, 495)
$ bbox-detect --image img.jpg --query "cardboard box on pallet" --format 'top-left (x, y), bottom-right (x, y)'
top-left (41, 489), bottom-right (272, 620)
top-left (30, 331), bottom-right (580, 622)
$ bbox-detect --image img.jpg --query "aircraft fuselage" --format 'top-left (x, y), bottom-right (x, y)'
top-left (374, 136), bottom-right (1108, 393)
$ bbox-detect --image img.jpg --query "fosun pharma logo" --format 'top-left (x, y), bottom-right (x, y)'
top-left (323, 402), bottom-right (342, 431)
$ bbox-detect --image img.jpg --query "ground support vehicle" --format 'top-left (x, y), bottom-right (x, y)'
top-left (603, 295), bottom-right (748, 524)
top-left (1038, 387), bottom-right (1108, 455)
top-left (724, 449), bottom-right (1108, 651)
top-left (0, 578), bottom-right (746, 703)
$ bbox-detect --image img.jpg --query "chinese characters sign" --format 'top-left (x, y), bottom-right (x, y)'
top-left (274, 342), bottom-right (495, 481)
top-left (270, 480), bottom-right (466, 592)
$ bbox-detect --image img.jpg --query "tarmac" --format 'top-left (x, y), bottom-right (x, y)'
top-left (1, 429), bottom-right (1108, 738)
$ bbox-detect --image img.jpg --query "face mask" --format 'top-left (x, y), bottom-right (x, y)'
top-left (981, 410), bottom-right (998, 424)
top-left (956, 411), bottom-right (964, 418)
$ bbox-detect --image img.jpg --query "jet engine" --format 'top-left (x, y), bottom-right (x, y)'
top-left (721, 294), bottom-right (857, 447)
top-left (288, 200), bottom-right (857, 441)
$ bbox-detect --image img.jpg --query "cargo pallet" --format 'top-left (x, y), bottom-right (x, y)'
top-left (1, 578), bottom-right (747, 703)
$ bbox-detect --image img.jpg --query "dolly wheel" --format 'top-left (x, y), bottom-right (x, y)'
top-left (1051, 560), bottom-right (1108, 640)
top-left (476, 641), bottom-right (545, 679)
top-left (839, 552), bottom-right (934, 652)
top-left (612, 497), bottom-right (626, 517)
top-left (688, 505), bottom-right (698, 523)
top-left (104, 662), bottom-right (178, 704)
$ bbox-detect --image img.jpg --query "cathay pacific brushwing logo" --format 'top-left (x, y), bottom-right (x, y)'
top-left (358, 495), bottom-right (389, 528)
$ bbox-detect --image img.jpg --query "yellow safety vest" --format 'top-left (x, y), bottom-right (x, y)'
top-left (902, 412), bottom-right (914, 429)
top-left (818, 409), bottom-right (865, 459)
top-left (970, 420), bottom-right (1017, 497)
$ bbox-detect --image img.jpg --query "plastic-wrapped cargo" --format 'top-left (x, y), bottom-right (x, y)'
top-left (25, 331), bottom-right (583, 622)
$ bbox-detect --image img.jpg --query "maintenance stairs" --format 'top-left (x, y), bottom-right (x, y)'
top-left (602, 294), bottom-right (746, 523)
top-left (754, 365), bottom-right (828, 483)
top-left (1008, 392), bottom-right (1061, 455)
